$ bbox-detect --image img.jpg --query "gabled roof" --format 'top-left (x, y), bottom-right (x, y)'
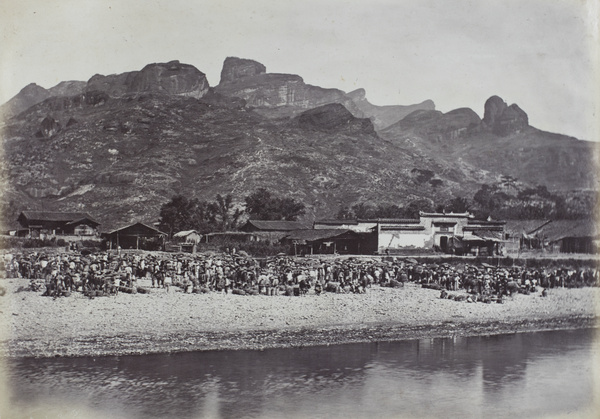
top-left (108, 222), bottom-right (167, 236)
top-left (173, 230), bottom-right (200, 237)
top-left (463, 225), bottom-right (504, 232)
top-left (315, 218), bottom-right (421, 225)
top-left (473, 230), bottom-right (504, 241)
top-left (284, 229), bottom-right (359, 241)
top-left (314, 219), bottom-right (360, 226)
top-left (65, 217), bottom-right (100, 227)
top-left (467, 219), bottom-right (506, 226)
top-left (504, 220), bottom-right (551, 234)
top-left (371, 218), bottom-right (421, 224)
top-left (379, 225), bottom-right (426, 231)
top-left (420, 212), bottom-right (472, 218)
top-left (539, 220), bottom-right (598, 242)
top-left (18, 211), bottom-right (98, 224)
top-left (242, 220), bottom-right (309, 231)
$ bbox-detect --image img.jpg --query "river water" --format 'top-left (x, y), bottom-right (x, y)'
top-left (3, 328), bottom-right (598, 419)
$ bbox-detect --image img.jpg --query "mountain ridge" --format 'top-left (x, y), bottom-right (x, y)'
top-left (1, 58), bottom-right (597, 230)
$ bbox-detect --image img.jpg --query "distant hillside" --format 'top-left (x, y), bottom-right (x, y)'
top-left (345, 88), bottom-right (436, 130)
top-left (1, 59), bottom-right (597, 231)
top-left (0, 81), bottom-right (86, 120)
top-left (0, 90), bottom-right (472, 230)
top-left (380, 96), bottom-right (599, 192)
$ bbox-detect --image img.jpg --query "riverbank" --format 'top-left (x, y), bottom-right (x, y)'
top-left (1, 277), bottom-right (598, 358)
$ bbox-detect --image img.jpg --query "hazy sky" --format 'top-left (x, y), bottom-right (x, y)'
top-left (1, 0), bottom-right (598, 141)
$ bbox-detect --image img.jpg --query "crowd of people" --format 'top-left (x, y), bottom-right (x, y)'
top-left (1, 250), bottom-right (598, 300)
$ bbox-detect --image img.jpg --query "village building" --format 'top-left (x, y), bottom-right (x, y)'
top-left (313, 212), bottom-right (507, 255)
top-left (282, 229), bottom-right (374, 255)
top-left (173, 230), bottom-right (202, 244)
top-left (527, 219), bottom-right (598, 254)
top-left (105, 222), bottom-right (167, 251)
top-left (501, 219), bottom-right (598, 254)
top-left (239, 220), bottom-right (309, 243)
top-left (503, 220), bottom-right (552, 252)
top-left (16, 211), bottom-right (100, 239)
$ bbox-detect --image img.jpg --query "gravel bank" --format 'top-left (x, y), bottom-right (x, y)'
top-left (1, 277), bottom-right (598, 358)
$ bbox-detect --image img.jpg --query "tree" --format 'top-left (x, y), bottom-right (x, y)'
top-left (158, 195), bottom-right (198, 237)
top-left (404, 198), bottom-right (434, 219)
top-left (473, 184), bottom-right (501, 211)
top-left (245, 188), bottom-right (305, 221)
top-left (158, 195), bottom-right (220, 236)
top-left (445, 196), bottom-right (471, 213)
top-left (500, 174), bottom-right (519, 194)
top-left (336, 205), bottom-right (354, 220)
top-left (211, 194), bottom-right (244, 231)
top-left (278, 197), bottom-right (307, 221)
top-left (373, 204), bottom-right (405, 218)
top-left (351, 203), bottom-right (375, 219)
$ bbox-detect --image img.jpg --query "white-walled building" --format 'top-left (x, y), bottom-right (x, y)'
top-left (314, 213), bottom-right (505, 254)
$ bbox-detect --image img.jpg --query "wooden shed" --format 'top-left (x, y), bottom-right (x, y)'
top-left (106, 222), bottom-right (167, 250)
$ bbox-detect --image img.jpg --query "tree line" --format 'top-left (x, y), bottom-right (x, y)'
top-left (159, 180), bottom-right (595, 236)
top-left (158, 188), bottom-right (306, 236)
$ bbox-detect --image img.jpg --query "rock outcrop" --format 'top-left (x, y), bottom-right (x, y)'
top-left (219, 57), bottom-right (266, 84)
top-left (86, 72), bottom-right (137, 97)
top-left (346, 88), bottom-right (436, 131)
top-left (386, 107), bottom-right (481, 142)
top-left (87, 61), bottom-right (210, 99)
top-left (47, 81), bottom-right (87, 97)
top-left (215, 57), bottom-right (362, 118)
top-left (0, 83), bottom-right (50, 119)
top-left (482, 95), bottom-right (528, 136)
top-left (297, 103), bottom-right (375, 135)
top-left (0, 81), bottom-right (88, 120)
top-left (38, 116), bottom-right (61, 138)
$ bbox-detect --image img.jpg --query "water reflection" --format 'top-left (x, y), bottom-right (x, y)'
top-left (5, 328), bottom-right (597, 419)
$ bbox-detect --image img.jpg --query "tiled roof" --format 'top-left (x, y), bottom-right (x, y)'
top-left (243, 220), bottom-right (309, 231)
top-left (19, 211), bottom-right (98, 223)
top-left (284, 229), bottom-right (358, 241)
top-left (538, 220), bottom-right (598, 242)
top-left (504, 220), bottom-right (551, 234)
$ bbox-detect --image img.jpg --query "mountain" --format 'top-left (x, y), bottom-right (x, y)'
top-left (0, 59), bottom-right (597, 230)
top-left (380, 96), bottom-right (599, 191)
top-left (345, 88), bottom-right (436, 130)
top-left (214, 57), bottom-right (434, 124)
top-left (214, 57), bottom-right (363, 119)
top-left (0, 91), bottom-right (471, 230)
top-left (86, 60), bottom-right (209, 99)
top-left (0, 81), bottom-right (86, 120)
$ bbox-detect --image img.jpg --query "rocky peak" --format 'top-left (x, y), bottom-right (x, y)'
top-left (19, 83), bottom-right (49, 98)
top-left (219, 57), bottom-right (267, 84)
top-left (345, 88), bottom-right (437, 131)
top-left (47, 80), bottom-right (87, 97)
top-left (296, 103), bottom-right (375, 135)
top-left (86, 61), bottom-right (209, 99)
top-left (482, 95), bottom-right (528, 136)
top-left (130, 60), bottom-right (209, 98)
top-left (346, 88), bottom-right (366, 101)
top-left (0, 83), bottom-right (51, 119)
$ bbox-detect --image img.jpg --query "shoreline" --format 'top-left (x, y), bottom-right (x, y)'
top-left (2, 277), bottom-right (599, 359)
top-left (5, 316), bottom-right (597, 359)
